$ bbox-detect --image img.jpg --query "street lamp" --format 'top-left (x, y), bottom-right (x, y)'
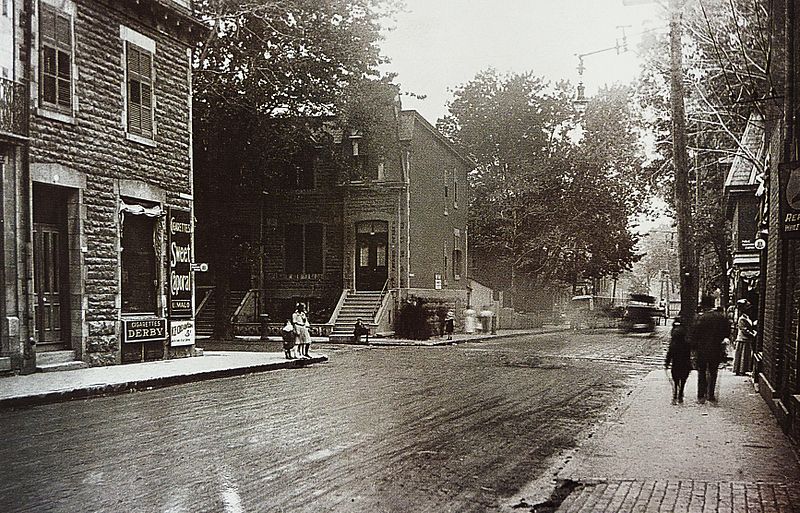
top-left (572, 27), bottom-right (630, 113)
top-left (573, 81), bottom-right (589, 113)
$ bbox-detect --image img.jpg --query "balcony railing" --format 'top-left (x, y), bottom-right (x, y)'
top-left (0, 78), bottom-right (28, 139)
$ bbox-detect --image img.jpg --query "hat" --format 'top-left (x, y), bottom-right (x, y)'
top-left (737, 299), bottom-right (751, 307)
top-left (445, 310), bottom-right (455, 319)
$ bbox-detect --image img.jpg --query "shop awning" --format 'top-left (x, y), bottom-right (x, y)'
top-left (119, 199), bottom-right (163, 217)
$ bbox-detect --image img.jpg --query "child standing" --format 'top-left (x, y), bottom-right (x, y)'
top-left (281, 319), bottom-right (296, 359)
top-left (665, 317), bottom-right (692, 404)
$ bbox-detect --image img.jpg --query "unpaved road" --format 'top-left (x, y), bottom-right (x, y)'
top-left (0, 329), bottom-right (667, 512)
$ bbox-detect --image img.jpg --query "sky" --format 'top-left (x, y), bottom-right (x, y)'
top-left (378, 0), bottom-right (665, 124)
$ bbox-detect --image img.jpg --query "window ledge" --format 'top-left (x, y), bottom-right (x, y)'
top-left (126, 132), bottom-right (157, 147)
top-left (36, 107), bottom-right (75, 124)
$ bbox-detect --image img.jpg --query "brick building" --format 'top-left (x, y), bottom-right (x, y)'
top-left (753, 1), bottom-right (800, 442)
top-left (202, 101), bottom-right (474, 340)
top-left (0, 0), bottom-right (204, 374)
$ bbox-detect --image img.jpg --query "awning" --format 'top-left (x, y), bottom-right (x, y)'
top-left (119, 199), bottom-right (163, 217)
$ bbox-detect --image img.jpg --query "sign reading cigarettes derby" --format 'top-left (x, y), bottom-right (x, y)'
top-left (168, 207), bottom-right (193, 317)
top-left (123, 318), bottom-right (167, 343)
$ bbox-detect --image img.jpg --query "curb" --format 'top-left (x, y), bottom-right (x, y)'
top-left (367, 327), bottom-right (571, 347)
top-left (0, 355), bottom-right (328, 410)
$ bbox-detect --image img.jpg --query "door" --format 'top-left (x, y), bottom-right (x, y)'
top-left (34, 223), bottom-right (69, 350)
top-left (355, 221), bottom-right (388, 291)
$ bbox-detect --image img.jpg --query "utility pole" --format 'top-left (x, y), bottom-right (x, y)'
top-left (668, 0), bottom-right (698, 323)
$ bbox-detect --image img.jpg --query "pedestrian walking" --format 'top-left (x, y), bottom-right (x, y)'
top-left (691, 305), bottom-right (730, 403)
top-left (353, 318), bottom-right (370, 344)
top-left (665, 317), bottom-right (691, 404)
top-left (292, 303), bottom-right (312, 359)
top-left (444, 310), bottom-right (455, 340)
top-left (281, 319), bottom-right (297, 359)
top-left (733, 299), bottom-right (756, 376)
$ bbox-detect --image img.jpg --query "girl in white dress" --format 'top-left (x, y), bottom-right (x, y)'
top-left (292, 303), bottom-right (312, 358)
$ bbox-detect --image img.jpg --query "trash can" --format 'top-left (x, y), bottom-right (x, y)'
top-left (464, 309), bottom-right (477, 334)
top-left (479, 309), bottom-right (493, 333)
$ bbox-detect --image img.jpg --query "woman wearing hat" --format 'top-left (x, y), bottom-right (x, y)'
top-left (733, 299), bottom-right (756, 376)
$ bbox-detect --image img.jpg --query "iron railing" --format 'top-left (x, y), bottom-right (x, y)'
top-left (0, 78), bottom-right (28, 138)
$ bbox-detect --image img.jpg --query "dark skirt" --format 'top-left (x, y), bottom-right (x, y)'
top-left (281, 330), bottom-right (296, 350)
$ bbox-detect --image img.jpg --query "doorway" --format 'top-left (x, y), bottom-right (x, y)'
top-left (33, 184), bottom-right (71, 351)
top-left (355, 221), bottom-right (388, 291)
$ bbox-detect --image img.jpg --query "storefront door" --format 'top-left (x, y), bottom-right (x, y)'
top-left (355, 221), bottom-right (388, 291)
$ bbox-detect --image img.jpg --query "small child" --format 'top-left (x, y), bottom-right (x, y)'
top-left (281, 319), bottom-right (296, 359)
top-left (444, 311), bottom-right (455, 340)
top-left (665, 317), bottom-right (692, 404)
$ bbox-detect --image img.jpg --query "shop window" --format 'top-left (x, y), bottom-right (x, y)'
top-left (121, 201), bottom-right (160, 314)
top-left (284, 223), bottom-right (323, 275)
top-left (453, 249), bottom-right (463, 280)
top-left (39, 3), bottom-right (73, 111)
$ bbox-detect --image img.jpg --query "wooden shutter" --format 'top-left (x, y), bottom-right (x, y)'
top-left (126, 42), bottom-right (154, 137)
top-left (39, 3), bottom-right (72, 109)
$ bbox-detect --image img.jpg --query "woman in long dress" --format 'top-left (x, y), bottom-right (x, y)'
top-left (733, 299), bottom-right (756, 376)
top-left (292, 303), bottom-right (312, 358)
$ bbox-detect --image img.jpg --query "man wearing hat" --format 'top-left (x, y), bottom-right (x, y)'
top-left (733, 299), bottom-right (757, 376)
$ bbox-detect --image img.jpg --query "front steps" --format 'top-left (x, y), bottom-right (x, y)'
top-left (330, 291), bottom-right (384, 343)
top-left (36, 350), bottom-right (88, 373)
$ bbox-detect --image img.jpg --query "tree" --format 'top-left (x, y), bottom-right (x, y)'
top-left (440, 71), bottom-right (647, 308)
top-left (192, 0), bottom-right (400, 337)
top-left (636, 0), bottom-right (778, 310)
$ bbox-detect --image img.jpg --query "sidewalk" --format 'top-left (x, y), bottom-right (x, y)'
top-left (508, 370), bottom-right (800, 512)
top-left (0, 351), bottom-right (327, 410)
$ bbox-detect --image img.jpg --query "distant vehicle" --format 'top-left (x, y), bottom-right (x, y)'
top-left (569, 295), bottom-right (621, 329)
top-left (620, 294), bottom-right (659, 334)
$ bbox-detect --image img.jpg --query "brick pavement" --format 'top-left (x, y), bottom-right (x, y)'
top-left (557, 480), bottom-right (800, 512)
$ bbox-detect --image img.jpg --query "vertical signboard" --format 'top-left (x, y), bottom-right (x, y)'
top-left (780, 162), bottom-right (800, 239)
top-left (168, 207), bottom-right (193, 316)
top-left (168, 207), bottom-right (194, 346)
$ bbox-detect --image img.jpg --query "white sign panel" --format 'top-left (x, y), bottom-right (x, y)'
top-left (170, 320), bottom-right (195, 347)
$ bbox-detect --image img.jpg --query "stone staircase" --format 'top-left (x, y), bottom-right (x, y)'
top-left (36, 350), bottom-right (88, 372)
top-left (195, 289), bottom-right (247, 337)
top-left (329, 291), bottom-right (384, 343)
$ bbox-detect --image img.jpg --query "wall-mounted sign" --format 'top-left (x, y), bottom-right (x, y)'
top-left (170, 320), bottom-right (194, 347)
top-left (168, 207), bottom-right (193, 317)
top-left (123, 318), bottom-right (167, 343)
top-left (780, 161), bottom-right (800, 239)
top-left (434, 273), bottom-right (442, 290)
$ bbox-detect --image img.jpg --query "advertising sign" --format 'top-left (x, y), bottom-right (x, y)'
top-left (434, 273), bottom-right (442, 290)
top-left (168, 207), bottom-right (193, 317)
top-left (170, 320), bottom-right (195, 347)
top-left (122, 318), bottom-right (167, 343)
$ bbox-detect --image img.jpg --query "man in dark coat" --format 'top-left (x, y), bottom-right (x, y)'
top-left (692, 306), bottom-right (730, 403)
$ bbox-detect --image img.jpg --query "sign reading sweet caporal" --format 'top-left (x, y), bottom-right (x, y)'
top-left (168, 207), bottom-right (193, 317)
top-left (122, 318), bottom-right (167, 343)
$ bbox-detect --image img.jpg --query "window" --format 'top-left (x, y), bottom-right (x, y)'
top-left (39, 3), bottom-right (72, 111)
top-left (284, 153), bottom-right (315, 190)
top-left (121, 205), bottom-right (158, 314)
top-left (452, 249), bottom-right (463, 280)
top-left (284, 223), bottom-right (323, 275)
top-left (443, 168), bottom-right (449, 215)
top-left (126, 42), bottom-right (154, 138)
top-left (453, 169), bottom-right (459, 208)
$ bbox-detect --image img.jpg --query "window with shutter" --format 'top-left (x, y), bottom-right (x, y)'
top-left (126, 42), bottom-right (154, 138)
top-left (39, 3), bottom-right (72, 111)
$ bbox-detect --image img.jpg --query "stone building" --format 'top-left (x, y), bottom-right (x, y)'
top-left (198, 100), bottom-right (475, 340)
top-left (0, 0), bottom-right (204, 374)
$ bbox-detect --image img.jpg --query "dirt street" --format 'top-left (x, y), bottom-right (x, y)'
top-left (0, 329), bottom-right (667, 512)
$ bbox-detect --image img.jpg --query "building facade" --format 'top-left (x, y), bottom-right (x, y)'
top-left (217, 103), bottom-right (474, 338)
top-left (0, 0), bottom-right (203, 374)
